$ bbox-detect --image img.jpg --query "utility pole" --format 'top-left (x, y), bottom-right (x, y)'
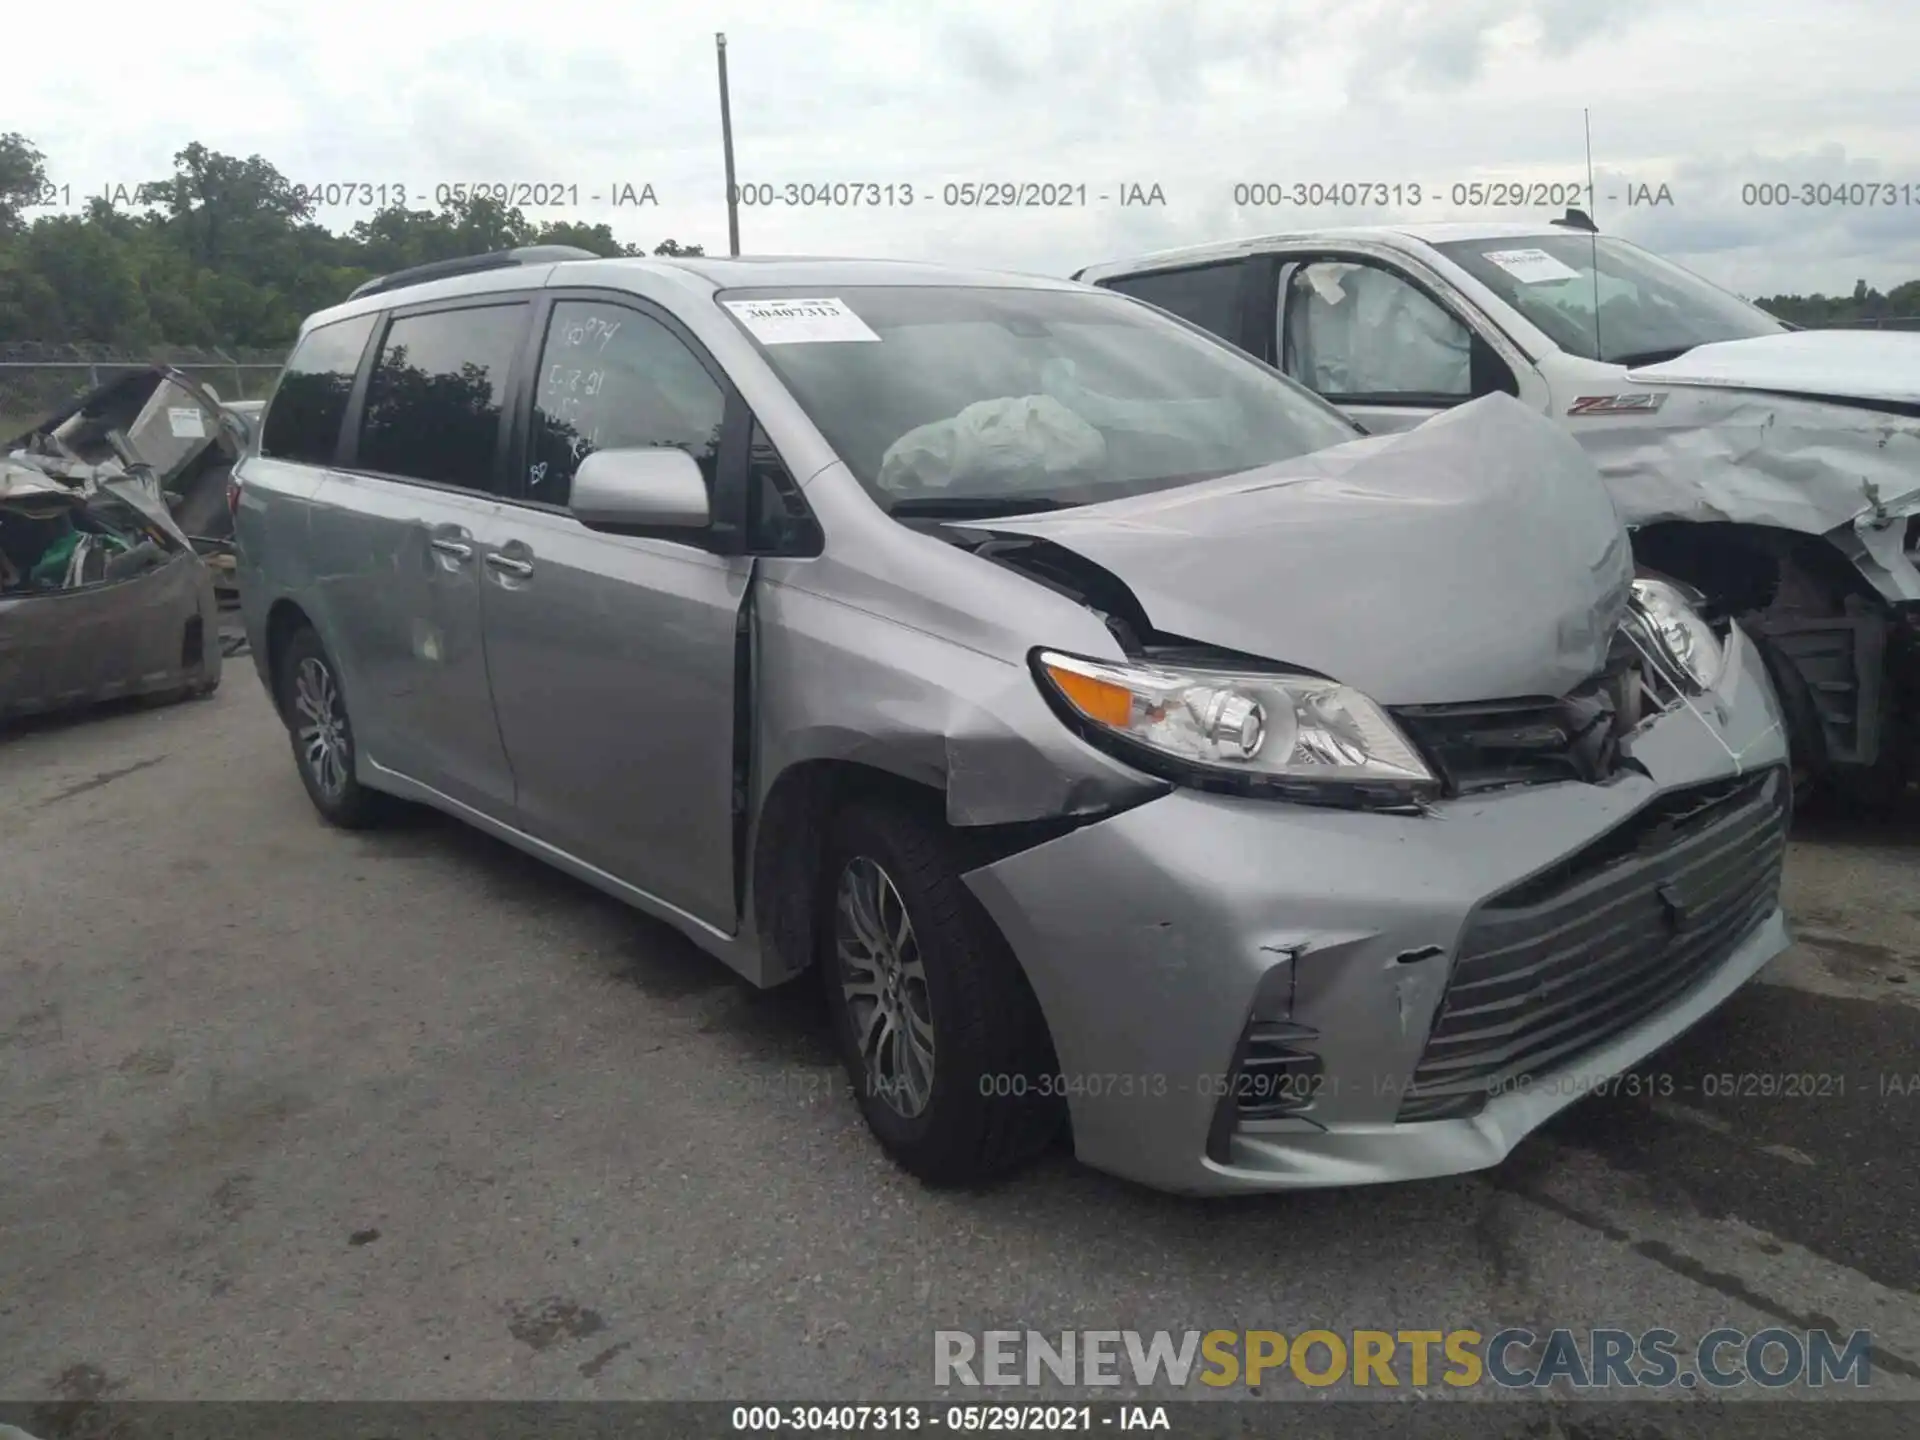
top-left (717, 33), bottom-right (740, 256)
top-left (1584, 108), bottom-right (1601, 359)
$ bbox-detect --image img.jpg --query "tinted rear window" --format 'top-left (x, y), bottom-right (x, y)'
top-left (259, 314), bottom-right (377, 465)
top-left (356, 304), bottom-right (527, 490)
top-left (1100, 260), bottom-right (1249, 345)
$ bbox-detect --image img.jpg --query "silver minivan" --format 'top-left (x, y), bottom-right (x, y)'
top-left (235, 247), bottom-right (1793, 1195)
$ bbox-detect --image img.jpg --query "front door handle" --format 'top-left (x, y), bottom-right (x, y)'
top-left (485, 552), bottom-right (534, 578)
top-left (430, 537), bottom-right (474, 560)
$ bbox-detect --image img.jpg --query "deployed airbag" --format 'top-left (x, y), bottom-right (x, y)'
top-left (1287, 263), bottom-right (1473, 397)
top-left (878, 395), bottom-right (1106, 495)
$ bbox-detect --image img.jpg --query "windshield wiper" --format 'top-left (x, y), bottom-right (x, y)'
top-left (887, 495), bottom-right (1077, 518)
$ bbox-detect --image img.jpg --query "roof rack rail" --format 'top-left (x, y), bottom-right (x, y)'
top-left (347, 245), bottom-right (603, 302)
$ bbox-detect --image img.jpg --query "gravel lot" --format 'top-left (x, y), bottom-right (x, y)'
top-left (3, 672), bottom-right (1918, 1415)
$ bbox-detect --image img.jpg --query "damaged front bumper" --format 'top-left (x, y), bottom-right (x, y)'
top-left (962, 625), bottom-right (1791, 1195)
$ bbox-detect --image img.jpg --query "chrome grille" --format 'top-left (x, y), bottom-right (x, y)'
top-left (1391, 693), bottom-right (1605, 794)
top-left (1391, 633), bottom-right (1686, 797)
top-left (1397, 769), bottom-right (1788, 1122)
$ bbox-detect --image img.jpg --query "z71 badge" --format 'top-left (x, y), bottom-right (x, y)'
top-left (1568, 392), bottom-right (1668, 414)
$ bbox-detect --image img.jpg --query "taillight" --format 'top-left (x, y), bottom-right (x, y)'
top-left (226, 474), bottom-right (243, 519)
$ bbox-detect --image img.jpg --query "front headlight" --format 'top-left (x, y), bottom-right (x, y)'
top-left (1628, 577), bottom-right (1725, 692)
top-left (1033, 650), bottom-right (1439, 808)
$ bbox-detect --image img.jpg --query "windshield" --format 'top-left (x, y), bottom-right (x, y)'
top-left (717, 285), bottom-right (1361, 514)
top-left (1430, 234), bottom-right (1787, 366)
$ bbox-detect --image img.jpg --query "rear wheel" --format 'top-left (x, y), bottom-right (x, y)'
top-left (820, 799), bottom-right (1064, 1185)
top-left (275, 626), bottom-right (390, 828)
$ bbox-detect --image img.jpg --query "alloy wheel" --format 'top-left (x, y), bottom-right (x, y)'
top-left (834, 856), bottom-right (937, 1118)
top-left (293, 656), bottom-right (352, 800)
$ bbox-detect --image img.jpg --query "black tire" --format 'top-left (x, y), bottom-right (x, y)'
top-left (1752, 629), bottom-right (1825, 809)
top-left (274, 625), bottom-right (391, 829)
top-left (1824, 676), bottom-right (1909, 818)
top-left (819, 799), bottom-right (1064, 1186)
top-left (1757, 625), bottom-right (1908, 818)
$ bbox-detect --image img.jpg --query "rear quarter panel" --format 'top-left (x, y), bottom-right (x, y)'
top-left (234, 452), bottom-right (332, 698)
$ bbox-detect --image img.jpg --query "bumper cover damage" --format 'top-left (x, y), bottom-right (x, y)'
top-left (962, 627), bottom-right (1790, 1195)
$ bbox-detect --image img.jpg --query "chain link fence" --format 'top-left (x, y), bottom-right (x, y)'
top-left (0, 341), bottom-right (287, 440)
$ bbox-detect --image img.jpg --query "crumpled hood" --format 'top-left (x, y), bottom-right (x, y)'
top-left (1628, 330), bottom-right (1920, 408)
top-left (1, 451), bottom-right (193, 547)
top-left (982, 394), bottom-right (1634, 705)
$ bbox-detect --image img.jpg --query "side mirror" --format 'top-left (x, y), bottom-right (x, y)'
top-left (569, 447), bottom-right (710, 533)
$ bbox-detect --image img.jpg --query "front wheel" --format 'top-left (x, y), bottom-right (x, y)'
top-left (1752, 629), bottom-right (1824, 808)
top-left (820, 799), bottom-right (1064, 1186)
top-left (1757, 625), bottom-right (1909, 817)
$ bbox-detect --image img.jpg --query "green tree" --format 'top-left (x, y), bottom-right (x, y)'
top-left (13, 212), bottom-right (156, 345)
top-left (350, 195), bottom-right (535, 272)
top-left (529, 219), bottom-right (643, 257)
top-left (144, 142), bottom-right (316, 270)
top-left (0, 132), bottom-right (717, 346)
top-left (0, 243), bottom-right (62, 337)
top-left (0, 132), bottom-right (49, 233)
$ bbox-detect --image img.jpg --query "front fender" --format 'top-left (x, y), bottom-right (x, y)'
top-left (1575, 388), bottom-right (1920, 603)
top-left (1831, 500), bottom-right (1920, 605)
top-left (751, 573), bottom-right (1164, 827)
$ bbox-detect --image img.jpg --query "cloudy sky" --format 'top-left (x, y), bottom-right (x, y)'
top-left (14, 0), bottom-right (1920, 298)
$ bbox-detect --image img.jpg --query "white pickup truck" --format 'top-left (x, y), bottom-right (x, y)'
top-left (1077, 218), bottom-right (1920, 804)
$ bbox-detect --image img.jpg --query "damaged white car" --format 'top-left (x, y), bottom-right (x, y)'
top-left (0, 371), bottom-right (241, 721)
top-left (1077, 216), bottom-right (1920, 805)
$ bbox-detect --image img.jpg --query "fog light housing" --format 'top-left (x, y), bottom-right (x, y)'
top-left (1206, 1020), bottom-right (1325, 1162)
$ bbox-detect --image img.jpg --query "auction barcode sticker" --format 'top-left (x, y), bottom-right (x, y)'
top-left (1483, 248), bottom-right (1582, 284)
top-left (723, 297), bottom-right (882, 344)
top-left (167, 406), bottom-right (208, 438)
